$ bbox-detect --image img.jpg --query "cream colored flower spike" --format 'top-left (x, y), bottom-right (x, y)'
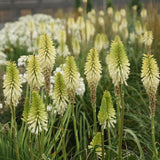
top-left (143, 31), bottom-right (153, 47)
top-left (141, 54), bottom-right (159, 95)
top-left (38, 34), bottom-right (56, 71)
top-left (27, 91), bottom-right (48, 134)
top-left (53, 72), bottom-right (68, 115)
top-left (84, 48), bottom-right (102, 89)
top-left (26, 55), bottom-right (43, 91)
top-left (3, 61), bottom-right (22, 107)
top-left (106, 36), bottom-right (130, 87)
top-left (63, 56), bottom-right (80, 95)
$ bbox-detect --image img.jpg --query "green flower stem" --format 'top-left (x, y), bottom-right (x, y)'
top-left (11, 105), bottom-right (20, 160)
top-left (151, 114), bottom-right (158, 160)
top-left (71, 103), bottom-right (80, 156)
top-left (38, 134), bottom-right (42, 160)
top-left (118, 85), bottom-right (124, 160)
top-left (91, 88), bottom-right (97, 136)
top-left (107, 125), bottom-right (111, 160)
top-left (61, 116), bottom-right (67, 160)
top-left (115, 94), bottom-right (121, 135)
top-left (21, 124), bottom-right (27, 146)
top-left (56, 106), bottom-right (71, 155)
top-left (29, 133), bottom-right (34, 160)
top-left (101, 127), bottom-right (105, 160)
top-left (93, 106), bottom-right (97, 136)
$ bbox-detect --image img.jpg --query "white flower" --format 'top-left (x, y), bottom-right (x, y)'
top-left (76, 77), bottom-right (85, 96)
top-left (50, 76), bottom-right (55, 84)
top-left (20, 73), bottom-right (27, 84)
top-left (47, 105), bottom-right (52, 112)
top-left (18, 55), bottom-right (29, 67)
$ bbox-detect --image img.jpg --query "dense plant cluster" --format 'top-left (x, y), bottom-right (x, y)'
top-left (0, 2), bottom-right (160, 160)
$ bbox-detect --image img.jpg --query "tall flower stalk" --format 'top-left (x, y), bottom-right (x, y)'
top-left (63, 56), bottom-right (80, 156)
top-left (22, 97), bottom-right (33, 160)
top-left (3, 61), bottom-right (22, 160)
top-left (85, 48), bottom-right (102, 136)
top-left (53, 72), bottom-right (68, 159)
top-left (38, 34), bottom-right (56, 106)
top-left (98, 91), bottom-right (116, 160)
top-left (27, 91), bottom-right (48, 159)
top-left (106, 36), bottom-right (130, 160)
top-left (141, 31), bottom-right (159, 160)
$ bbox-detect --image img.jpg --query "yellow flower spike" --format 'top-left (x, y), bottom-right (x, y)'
top-left (121, 18), bottom-right (128, 29)
top-left (40, 22), bottom-right (46, 34)
top-left (27, 91), bottom-right (48, 134)
top-left (88, 132), bottom-right (102, 157)
top-left (94, 33), bottom-right (108, 51)
top-left (143, 31), bottom-right (153, 48)
top-left (90, 9), bottom-right (96, 16)
top-left (3, 61), bottom-right (22, 107)
top-left (76, 16), bottom-right (85, 31)
top-left (99, 10), bottom-right (104, 17)
top-left (22, 97), bottom-right (30, 122)
top-left (72, 37), bottom-right (80, 57)
top-left (112, 22), bottom-right (118, 33)
top-left (78, 7), bottom-right (83, 14)
top-left (85, 48), bottom-right (102, 89)
top-left (115, 11), bottom-right (121, 23)
top-left (135, 21), bottom-right (142, 35)
top-left (38, 34), bottom-right (56, 93)
top-left (26, 55), bottom-right (43, 91)
top-left (141, 8), bottom-right (147, 20)
top-left (98, 17), bottom-right (104, 26)
top-left (107, 7), bottom-right (113, 17)
top-left (38, 34), bottom-right (56, 71)
top-left (141, 41), bottom-right (159, 160)
top-left (50, 21), bottom-right (55, 35)
top-left (53, 72), bottom-right (68, 115)
top-left (63, 56), bottom-right (80, 102)
top-left (3, 61), bottom-right (21, 160)
top-left (120, 9), bottom-right (126, 17)
top-left (98, 91), bottom-right (116, 129)
top-left (68, 17), bottom-right (75, 31)
top-left (85, 20), bottom-right (95, 41)
top-left (141, 54), bottom-right (159, 96)
top-left (94, 34), bottom-right (103, 52)
top-left (132, 5), bottom-right (137, 13)
top-left (106, 36), bottom-right (130, 87)
top-left (58, 30), bottom-right (66, 44)
top-left (85, 48), bottom-right (102, 135)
